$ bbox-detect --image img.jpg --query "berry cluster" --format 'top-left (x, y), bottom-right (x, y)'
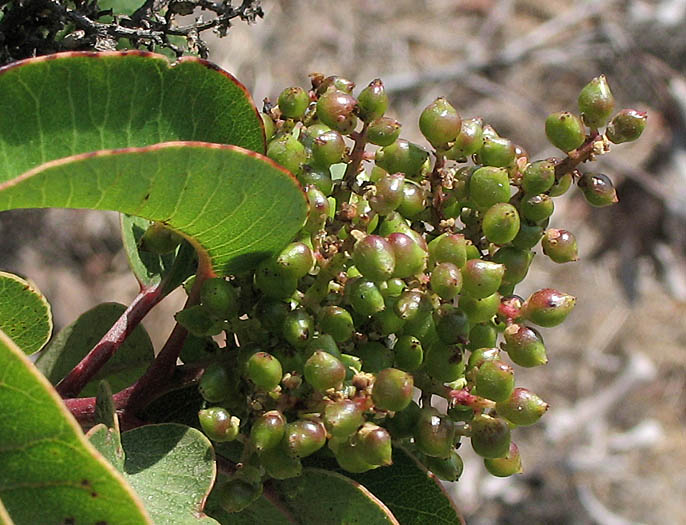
top-left (168, 74), bottom-right (644, 512)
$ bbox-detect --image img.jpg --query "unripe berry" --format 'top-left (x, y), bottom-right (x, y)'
top-left (419, 97), bottom-right (461, 148)
top-left (217, 479), bottom-right (262, 513)
top-left (479, 136), bottom-right (516, 167)
top-left (434, 305), bottom-right (470, 344)
top-left (278, 86), bottom-right (309, 120)
top-left (497, 387), bottom-right (549, 426)
top-left (282, 309), bottom-right (314, 348)
top-left (299, 166), bottom-right (334, 195)
top-left (324, 399), bottom-right (365, 439)
top-left (542, 228), bottom-right (578, 263)
top-left (484, 442), bottom-right (522, 477)
top-left (445, 117), bottom-right (484, 160)
top-left (461, 259), bottom-right (505, 299)
top-left (357, 79), bottom-right (388, 121)
top-left (545, 111), bottom-right (586, 152)
top-left (370, 173), bottom-right (405, 215)
top-left (424, 449), bottom-right (464, 482)
top-left (284, 419), bottom-right (327, 458)
top-left (139, 222), bottom-right (183, 254)
top-left (245, 351), bottom-right (283, 390)
top-left (276, 242), bottom-right (314, 279)
top-left (470, 414), bottom-right (511, 458)
top-left (467, 323), bottom-right (498, 351)
top-left (267, 134), bottom-right (308, 176)
top-left (255, 297), bottom-right (289, 334)
top-left (199, 363), bottom-right (232, 403)
top-left (375, 139), bottom-right (430, 179)
top-left (387, 232), bottom-right (428, 278)
top-left (424, 341), bottom-right (465, 383)
top-left (332, 438), bottom-right (377, 473)
top-left (355, 423), bottom-right (393, 466)
top-left (355, 341), bottom-right (394, 373)
top-left (367, 117), bottom-right (402, 146)
top-left (578, 75), bottom-right (615, 129)
top-left (304, 351), bottom-right (346, 391)
top-left (467, 346), bottom-right (500, 370)
top-left (319, 306), bottom-right (354, 343)
top-left (260, 445), bottom-right (302, 479)
top-left (522, 159), bottom-right (556, 195)
top-left (502, 323), bottom-right (547, 367)
top-left (577, 172), bottom-right (618, 207)
top-left (310, 128), bottom-right (346, 167)
top-left (250, 410), bottom-right (286, 453)
top-left (397, 182), bottom-right (427, 218)
top-left (606, 109), bottom-right (647, 144)
top-left (304, 334), bottom-right (341, 360)
top-left (521, 193), bottom-right (554, 223)
top-left (303, 185), bottom-right (330, 233)
top-left (460, 292), bottom-right (501, 324)
top-left (347, 278), bottom-right (385, 317)
top-left (372, 305), bottom-right (406, 336)
top-left (511, 222), bottom-right (544, 250)
top-left (255, 257), bottom-right (297, 299)
top-left (372, 368), bottom-right (414, 412)
top-left (492, 247), bottom-right (534, 288)
top-left (430, 262), bottom-right (463, 300)
top-left (469, 166), bottom-right (511, 209)
top-left (317, 87), bottom-right (358, 133)
top-left (548, 171), bottom-right (573, 197)
top-left (394, 335), bottom-right (424, 371)
top-left (380, 277), bottom-right (406, 298)
top-left (200, 278), bottom-right (238, 319)
top-left (198, 407), bottom-right (240, 442)
top-left (385, 400), bottom-right (421, 439)
top-left (314, 74), bottom-right (355, 95)
top-left (393, 290), bottom-right (427, 321)
top-left (482, 203), bottom-right (521, 245)
top-left (474, 360), bottom-right (515, 402)
top-left (414, 408), bottom-right (455, 458)
top-left (429, 233), bottom-right (467, 268)
top-left (522, 288), bottom-right (576, 327)
top-left (353, 235), bottom-right (396, 281)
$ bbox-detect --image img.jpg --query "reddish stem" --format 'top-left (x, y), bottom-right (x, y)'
top-left (430, 153), bottom-right (446, 228)
top-left (56, 282), bottom-right (166, 398)
top-left (342, 122), bottom-right (370, 188)
top-left (448, 388), bottom-right (495, 410)
top-left (554, 131), bottom-right (600, 178)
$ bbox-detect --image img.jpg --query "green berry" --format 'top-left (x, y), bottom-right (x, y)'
top-left (347, 278), bottom-right (386, 317)
top-left (314, 75), bottom-right (355, 95)
top-left (379, 277), bottom-right (406, 298)
top-left (492, 247), bottom-right (534, 288)
top-left (414, 408), bottom-right (455, 458)
top-left (372, 305), bottom-right (406, 336)
top-left (502, 323), bottom-right (548, 367)
top-left (542, 228), bottom-right (578, 263)
top-left (578, 75), bottom-right (615, 129)
top-left (357, 78), bottom-right (388, 121)
top-left (394, 335), bottom-right (424, 371)
top-left (419, 97), bottom-right (461, 148)
top-left (548, 171), bottom-right (573, 197)
top-left (354, 341), bottom-right (394, 373)
top-left (250, 410), bottom-right (286, 453)
top-left (276, 242), bottom-right (315, 279)
top-left (333, 438), bottom-right (377, 474)
top-left (303, 185), bottom-right (330, 233)
top-left (496, 387), bottom-right (549, 426)
top-left (260, 445), bottom-right (303, 479)
top-left (521, 193), bottom-right (554, 223)
top-left (282, 309), bottom-right (314, 348)
top-left (175, 305), bottom-right (223, 337)
top-left (199, 363), bottom-right (232, 403)
top-left (254, 257), bottom-right (297, 299)
top-left (139, 222), bottom-right (183, 254)
top-left (522, 159), bottom-right (556, 195)
top-left (278, 86), bottom-right (309, 120)
top-left (375, 139), bottom-right (430, 179)
top-left (467, 323), bottom-right (498, 351)
top-left (245, 352), bottom-right (283, 390)
top-left (482, 203), bottom-right (521, 245)
top-left (372, 368), bottom-right (414, 411)
top-left (284, 419), bottom-right (327, 458)
top-left (522, 288), bottom-right (576, 327)
top-left (479, 136), bottom-right (516, 167)
top-left (429, 233), bottom-right (467, 268)
top-left (470, 414), bottom-right (511, 458)
top-left (299, 166), bottom-right (334, 195)
top-left (370, 173), bottom-right (405, 215)
top-left (367, 116), bottom-right (402, 146)
top-left (577, 172), bottom-right (618, 207)
top-left (304, 334), bottom-right (342, 359)
top-left (511, 222), bottom-right (544, 250)
top-left (445, 117), bottom-right (484, 160)
top-left (545, 111), bottom-right (586, 152)
top-left (319, 306), bottom-right (355, 342)
top-left (469, 166), bottom-right (511, 209)
top-left (353, 235), bottom-right (396, 281)
top-left (216, 479), bottom-right (262, 513)
top-left (461, 259), bottom-right (505, 299)
top-left (355, 423), bottom-right (392, 466)
top-left (324, 399), bottom-right (365, 439)
top-left (316, 87), bottom-right (358, 133)
top-left (460, 292), bottom-right (501, 324)
top-left (424, 449), bottom-right (464, 482)
top-left (387, 232), bottom-right (428, 278)
top-left (467, 346), bottom-right (501, 370)
top-left (434, 304), bottom-right (470, 344)
top-left (393, 290), bottom-right (427, 321)
top-left (200, 278), bottom-right (238, 319)
top-left (397, 182), bottom-right (427, 218)
top-left (304, 351), bottom-right (346, 391)
top-left (606, 109), bottom-right (647, 144)
top-left (424, 341), bottom-right (465, 383)
top-left (198, 407), bottom-right (240, 442)
top-left (255, 297), bottom-right (289, 335)
top-left (430, 262), bottom-right (463, 300)
top-left (484, 442), bottom-right (523, 477)
top-left (474, 360), bottom-right (515, 402)
top-left (267, 134), bottom-right (308, 175)
top-left (385, 400), bottom-right (421, 439)
top-left (310, 128), bottom-right (346, 167)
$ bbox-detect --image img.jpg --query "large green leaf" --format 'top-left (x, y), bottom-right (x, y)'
top-left (35, 302), bottom-right (154, 396)
top-left (0, 329), bottom-right (152, 524)
top-left (0, 143), bottom-right (307, 275)
top-left (0, 51), bottom-right (266, 183)
top-left (0, 272), bottom-right (52, 355)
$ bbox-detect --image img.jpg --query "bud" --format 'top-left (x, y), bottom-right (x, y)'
top-left (198, 363), bottom-right (232, 403)
top-left (424, 341), bottom-right (465, 383)
top-left (522, 288), bottom-right (576, 327)
top-left (577, 172), bottom-right (618, 207)
top-left (419, 97), bottom-right (461, 148)
top-left (434, 304), bottom-right (470, 344)
top-left (578, 75), bottom-right (615, 128)
top-left (282, 309), bottom-right (314, 348)
top-left (357, 78), bottom-right (388, 122)
top-left (542, 228), bottom-right (578, 263)
top-left (492, 247), bottom-right (534, 288)
top-left (429, 233), bottom-right (468, 269)
top-left (459, 292), bottom-right (501, 324)
top-left (467, 347), bottom-right (500, 370)
top-left (261, 112), bottom-right (275, 141)
top-left (278, 86), bottom-right (310, 120)
top-left (303, 185), bottom-right (331, 233)
top-left (548, 171), bottom-right (573, 197)
top-left (606, 109), bottom-right (647, 144)
top-left (545, 111), bottom-right (586, 152)
top-left (511, 222), bottom-right (544, 250)
top-left (470, 414), bottom-right (511, 459)
top-left (309, 128), bottom-right (346, 167)
top-left (467, 323), bottom-right (498, 351)
top-left (496, 387), bottom-right (549, 426)
top-left (333, 438), bottom-right (377, 474)
top-left (254, 257), bottom-right (297, 299)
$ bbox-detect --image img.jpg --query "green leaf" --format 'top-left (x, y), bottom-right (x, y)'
top-left (0, 329), bottom-right (152, 524)
top-left (99, 0), bottom-right (145, 16)
top-left (120, 424), bottom-right (219, 525)
top-left (0, 272), bottom-right (52, 355)
top-left (0, 143), bottom-right (307, 275)
top-left (87, 423), bottom-right (126, 472)
top-left (0, 51), bottom-right (266, 183)
top-left (35, 302), bottom-right (154, 396)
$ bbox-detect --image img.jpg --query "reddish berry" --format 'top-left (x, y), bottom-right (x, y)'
top-left (496, 387), bottom-right (549, 426)
top-left (372, 368), bottom-right (414, 411)
top-left (522, 288), bottom-right (576, 327)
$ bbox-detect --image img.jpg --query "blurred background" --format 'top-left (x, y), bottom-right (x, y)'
top-left (1, 0), bottom-right (685, 523)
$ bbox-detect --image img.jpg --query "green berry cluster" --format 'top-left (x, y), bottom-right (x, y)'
top-left (177, 74), bottom-right (644, 511)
